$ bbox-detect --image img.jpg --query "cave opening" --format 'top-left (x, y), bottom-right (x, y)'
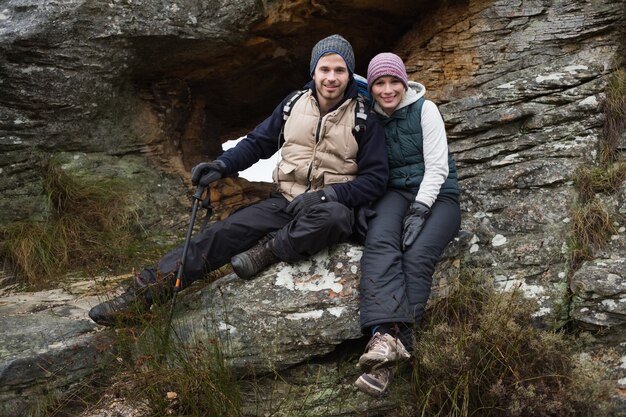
top-left (126, 1), bottom-right (440, 171)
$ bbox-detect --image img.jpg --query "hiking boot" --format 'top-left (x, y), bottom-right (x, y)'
top-left (231, 238), bottom-right (279, 280)
top-left (88, 269), bottom-right (171, 326)
top-left (358, 332), bottom-right (410, 371)
top-left (354, 367), bottom-right (395, 397)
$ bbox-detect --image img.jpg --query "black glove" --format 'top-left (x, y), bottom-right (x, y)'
top-left (285, 187), bottom-right (338, 217)
top-left (191, 160), bottom-right (226, 187)
top-left (402, 201), bottom-right (430, 250)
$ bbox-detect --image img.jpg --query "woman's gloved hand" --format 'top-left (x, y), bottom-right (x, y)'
top-left (402, 201), bottom-right (430, 250)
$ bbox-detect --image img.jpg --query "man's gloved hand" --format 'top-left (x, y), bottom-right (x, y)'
top-left (285, 187), bottom-right (338, 217)
top-left (191, 160), bottom-right (226, 187)
top-left (402, 201), bottom-right (431, 250)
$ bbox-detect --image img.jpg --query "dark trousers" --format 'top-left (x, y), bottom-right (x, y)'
top-left (157, 192), bottom-right (354, 287)
top-left (359, 189), bottom-right (461, 344)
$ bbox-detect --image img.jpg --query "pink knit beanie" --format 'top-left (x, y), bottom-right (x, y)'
top-left (366, 52), bottom-right (409, 90)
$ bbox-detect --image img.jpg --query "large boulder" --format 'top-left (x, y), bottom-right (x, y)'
top-left (0, 279), bottom-right (115, 417)
top-left (0, 239), bottom-right (463, 416)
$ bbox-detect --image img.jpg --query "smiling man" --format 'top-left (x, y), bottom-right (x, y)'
top-left (313, 53), bottom-right (350, 112)
top-left (88, 34), bottom-right (389, 327)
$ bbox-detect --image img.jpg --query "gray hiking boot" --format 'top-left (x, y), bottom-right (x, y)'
top-left (231, 238), bottom-right (279, 280)
top-left (354, 367), bottom-right (395, 397)
top-left (358, 332), bottom-right (410, 371)
top-left (88, 269), bottom-right (171, 326)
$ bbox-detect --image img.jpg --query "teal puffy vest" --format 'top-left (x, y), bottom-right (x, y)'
top-left (381, 97), bottom-right (459, 195)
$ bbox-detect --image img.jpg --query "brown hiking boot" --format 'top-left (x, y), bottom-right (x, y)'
top-left (358, 332), bottom-right (410, 371)
top-left (88, 269), bottom-right (172, 326)
top-left (230, 238), bottom-right (279, 280)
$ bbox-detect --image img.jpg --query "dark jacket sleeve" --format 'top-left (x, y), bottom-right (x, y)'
top-left (330, 113), bottom-right (389, 208)
top-left (216, 97), bottom-right (288, 175)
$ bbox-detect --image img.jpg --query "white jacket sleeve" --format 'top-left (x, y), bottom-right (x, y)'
top-left (416, 100), bottom-right (449, 207)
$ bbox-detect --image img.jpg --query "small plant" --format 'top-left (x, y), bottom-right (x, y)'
top-left (567, 199), bottom-right (616, 267)
top-left (573, 162), bottom-right (626, 203)
top-left (574, 68), bottom-right (626, 202)
top-left (404, 271), bottom-right (613, 417)
top-left (0, 158), bottom-right (151, 287)
top-left (599, 68), bottom-right (626, 165)
top-left (113, 310), bottom-right (243, 417)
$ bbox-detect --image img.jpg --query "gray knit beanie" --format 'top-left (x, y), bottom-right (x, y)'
top-left (309, 34), bottom-right (355, 75)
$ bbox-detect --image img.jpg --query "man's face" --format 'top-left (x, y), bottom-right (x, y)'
top-left (312, 53), bottom-right (350, 111)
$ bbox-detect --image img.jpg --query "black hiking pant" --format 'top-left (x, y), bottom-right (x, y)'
top-left (359, 189), bottom-right (461, 348)
top-left (156, 192), bottom-right (354, 287)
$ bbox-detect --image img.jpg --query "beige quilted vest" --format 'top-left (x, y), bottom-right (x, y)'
top-left (273, 90), bottom-right (359, 201)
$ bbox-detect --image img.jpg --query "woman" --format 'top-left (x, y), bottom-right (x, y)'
top-left (355, 53), bottom-right (461, 396)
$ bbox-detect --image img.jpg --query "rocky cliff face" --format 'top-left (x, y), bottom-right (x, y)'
top-left (407, 0), bottom-right (626, 330)
top-left (0, 0), bottom-right (419, 225)
top-left (1, 0), bottom-right (625, 415)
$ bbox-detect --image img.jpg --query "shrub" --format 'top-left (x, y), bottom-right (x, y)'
top-left (406, 272), bottom-right (613, 417)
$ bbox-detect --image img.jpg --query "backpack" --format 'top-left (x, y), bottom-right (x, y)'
top-left (280, 74), bottom-right (371, 145)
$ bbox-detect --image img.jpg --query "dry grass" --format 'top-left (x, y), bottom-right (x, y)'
top-left (567, 199), bottom-right (617, 266)
top-left (568, 67), bottom-right (626, 274)
top-left (574, 162), bottom-right (626, 203)
top-left (0, 158), bottom-right (148, 288)
top-left (113, 309), bottom-right (243, 417)
top-left (403, 271), bottom-right (614, 417)
top-left (599, 68), bottom-right (626, 164)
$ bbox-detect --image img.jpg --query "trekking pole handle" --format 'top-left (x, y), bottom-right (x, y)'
top-left (192, 184), bottom-right (205, 201)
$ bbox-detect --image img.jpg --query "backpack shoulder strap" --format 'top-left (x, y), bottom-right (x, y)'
top-left (353, 74), bottom-right (372, 102)
top-left (282, 89), bottom-right (307, 121)
top-left (281, 89), bottom-right (368, 141)
top-left (352, 94), bottom-right (368, 139)
top-left (352, 74), bottom-right (372, 139)
top-left (279, 89), bottom-right (308, 148)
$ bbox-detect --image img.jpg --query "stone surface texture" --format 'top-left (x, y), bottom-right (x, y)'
top-left (1, 0), bottom-right (625, 415)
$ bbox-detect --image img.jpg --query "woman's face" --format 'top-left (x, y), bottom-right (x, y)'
top-left (370, 75), bottom-right (406, 115)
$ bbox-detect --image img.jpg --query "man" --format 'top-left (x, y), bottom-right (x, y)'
top-left (89, 34), bottom-right (389, 326)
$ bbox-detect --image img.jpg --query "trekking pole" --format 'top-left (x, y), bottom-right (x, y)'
top-left (167, 184), bottom-right (207, 331)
